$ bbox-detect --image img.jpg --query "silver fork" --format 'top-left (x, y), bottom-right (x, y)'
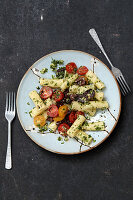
top-left (89, 28), bottom-right (131, 96)
top-left (5, 92), bottom-right (16, 169)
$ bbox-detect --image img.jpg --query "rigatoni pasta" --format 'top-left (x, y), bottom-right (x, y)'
top-left (82, 121), bottom-right (105, 131)
top-left (85, 70), bottom-right (105, 89)
top-left (39, 78), bottom-right (63, 88)
top-left (67, 115), bottom-right (86, 138)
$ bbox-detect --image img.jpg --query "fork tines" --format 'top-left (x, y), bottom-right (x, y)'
top-left (117, 75), bottom-right (131, 96)
top-left (6, 92), bottom-right (16, 113)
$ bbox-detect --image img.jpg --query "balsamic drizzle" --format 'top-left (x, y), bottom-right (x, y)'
top-left (105, 130), bottom-right (109, 134)
top-left (107, 108), bottom-right (117, 121)
top-left (93, 63), bottom-right (94, 73)
top-left (31, 68), bottom-right (41, 78)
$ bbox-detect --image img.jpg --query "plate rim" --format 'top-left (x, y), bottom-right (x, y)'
top-left (16, 50), bottom-right (121, 155)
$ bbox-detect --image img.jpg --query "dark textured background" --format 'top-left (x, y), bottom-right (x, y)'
top-left (0, 0), bottom-right (133, 199)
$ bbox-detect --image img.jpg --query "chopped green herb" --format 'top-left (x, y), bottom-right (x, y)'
top-left (61, 142), bottom-right (64, 144)
top-left (29, 110), bottom-right (32, 117)
top-left (56, 67), bottom-right (66, 79)
top-left (64, 137), bottom-right (69, 142)
top-left (77, 125), bottom-right (81, 130)
top-left (83, 121), bottom-right (88, 126)
top-left (50, 59), bottom-right (64, 72)
top-left (58, 136), bottom-right (62, 141)
top-left (25, 112), bottom-right (28, 114)
top-left (36, 86), bottom-right (40, 90)
top-left (49, 129), bottom-right (54, 133)
top-left (52, 75), bottom-right (56, 79)
top-left (39, 123), bottom-right (48, 133)
top-left (27, 102), bottom-right (30, 105)
top-left (95, 126), bottom-right (101, 131)
top-left (40, 68), bottom-right (48, 74)
top-left (67, 81), bottom-right (70, 86)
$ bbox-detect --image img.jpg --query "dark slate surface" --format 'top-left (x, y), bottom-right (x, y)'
top-left (0, 0), bottom-right (133, 199)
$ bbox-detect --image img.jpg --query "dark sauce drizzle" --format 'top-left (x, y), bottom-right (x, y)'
top-left (93, 64), bottom-right (94, 73)
top-left (74, 137), bottom-right (91, 152)
top-left (107, 108), bottom-right (117, 121)
top-left (105, 130), bottom-right (109, 134)
top-left (31, 68), bottom-right (41, 78)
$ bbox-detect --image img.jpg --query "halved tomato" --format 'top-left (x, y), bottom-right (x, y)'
top-left (75, 111), bottom-right (84, 119)
top-left (69, 111), bottom-right (76, 123)
top-left (40, 86), bottom-right (53, 99)
top-left (47, 105), bottom-right (58, 117)
top-left (77, 66), bottom-right (88, 75)
top-left (58, 123), bottom-right (70, 136)
top-left (53, 115), bottom-right (64, 122)
top-left (34, 115), bottom-right (46, 127)
top-left (66, 62), bottom-right (77, 74)
top-left (58, 105), bottom-right (68, 117)
top-left (52, 90), bottom-right (64, 102)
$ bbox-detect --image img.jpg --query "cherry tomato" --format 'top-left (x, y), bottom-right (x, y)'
top-left (69, 111), bottom-right (76, 123)
top-left (66, 62), bottom-right (77, 74)
top-left (58, 123), bottom-right (70, 136)
top-left (58, 105), bottom-right (68, 117)
top-left (40, 86), bottom-right (53, 99)
top-left (52, 90), bottom-right (64, 102)
top-left (77, 66), bottom-right (88, 75)
top-left (47, 105), bottom-right (58, 117)
top-left (53, 115), bottom-right (64, 122)
top-left (75, 111), bottom-right (84, 119)
top-left (34, 115), bottom-right (46, 127)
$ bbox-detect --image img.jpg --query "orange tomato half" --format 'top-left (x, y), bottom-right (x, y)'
top-left (34, 115), bottom-right (46, 127)
top-left (58, 105), bottom-right (68, 117)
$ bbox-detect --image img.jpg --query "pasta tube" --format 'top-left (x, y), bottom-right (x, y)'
top-left (48, 121), bottom-right (57, 132)
top-left (75, 130), bottom-right (93, 145)
top-left (72, 101), bottom-right (109, 111)
top-left (39, 78), bottom-right (63, 88)
top-left (67, 115), bottom-right (86, 138)
top-left (69, 85), bottom-right (95, 94)
top-left (29, 90), bottom-right (45, 109)
top-left (61, 74), bottom-right (78, 91)
top-left (82, 121), bottom-right (105, 131)
top-left (93, 91), bottom-right (104, 101)
top-left (69, 85), bottom-right (104, 101)
top-left (29, 98), bottom-right (52, 117)
top-left (86, 70), bottom-right (105, 89)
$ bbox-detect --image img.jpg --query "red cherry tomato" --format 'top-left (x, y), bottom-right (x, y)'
top-left (58, 123), bottom-right (70, 136)
top-left (52, 90), bottom-right (64, 102)
top-left (47, 105), bottom-right (58, 117)
top-left (77, 66), bottom-right (88, 75)
top-left (69, 111), bottom-right (76, 123)
top-left (66, 62), bottom-right (77, 74)
top-left (40, 86), bottom-right (53, 99)
top-left (75, 111), bottom-right (84, 119)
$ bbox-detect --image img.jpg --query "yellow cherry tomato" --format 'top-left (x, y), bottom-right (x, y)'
top-left (58, 105), bottom-right (68, 117)
top-left (53, 116), bottom-right (65, 122)
top-left (34, 115), bottom-right (46, 127)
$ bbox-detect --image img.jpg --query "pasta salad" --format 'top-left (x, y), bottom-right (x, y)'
top-left (28, 59), bottom-right (109, 146)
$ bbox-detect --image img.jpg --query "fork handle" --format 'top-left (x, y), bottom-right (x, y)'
top-left (5, 121), bottom-right (12, 169)
top-left (89, 28), bottom-right (114, 69)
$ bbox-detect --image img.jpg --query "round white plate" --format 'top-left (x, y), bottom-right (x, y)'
top-left (17, 50), bottom-right (121, 154)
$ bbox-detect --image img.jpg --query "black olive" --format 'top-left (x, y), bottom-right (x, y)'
top-left (74, 77), bottom-right (86, 86)
top-left (70, 94), bottom-right (77, 101)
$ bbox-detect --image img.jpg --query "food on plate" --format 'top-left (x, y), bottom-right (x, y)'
top-left (77, 66), bottom-right (88, 75)
top-left (28, 59), bottom-right (109, 146)
top-left (40, 86), bottom-right (53, 99)
top-left (34, 115), bottom-right (46, 127)
top-left (66, 62), bottom-right (77, 74)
